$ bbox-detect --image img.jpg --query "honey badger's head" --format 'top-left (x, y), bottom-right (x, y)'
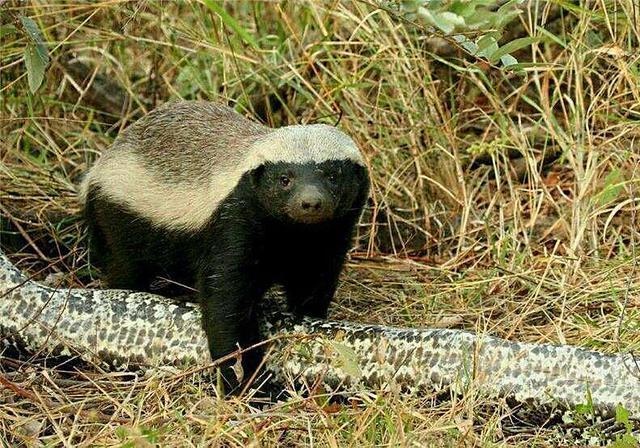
top-left (249, 124), bottom-right (369, 225)
top-left (252, 159), bottom-right (368, 224)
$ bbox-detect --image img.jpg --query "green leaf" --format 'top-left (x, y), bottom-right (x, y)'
top-left (489, 36), bottom-right (541, 63)
top-left (500, 54), bottom-right (518, 67)
top-left (495, 9), bottom-right (523, 30)
top-left (20, 16), bottom-right (48, 59)
top-left (575, 403), bottom-right (592, 415)
top-left (463, 9), bottom-right (497, 30)
top-left (202, 0), bottom-right (258, 49)
top-left (432, 12), bottom-right (465, 34)
top-left (450, 1), bottom-right (477, 18)
top-left (416, 7), bottom-right (437, 28)
top-left (454, 34), bottom-right (478, 54)
top-left (20, 16), bottom-right (49, 94)
top-left (575, 386), bottom-right (594, 415)
top-left (476, 35), bottom-right (498, 58)
top-left (23, 44), bottom-right (48, 93)
top-left (330, 341), bottom-right (362, 378)
top-left (416, 8), bottom-right (465, 35)
top-left (20, 16), bottom-right (41, 41)
top-left (595, 169), bottom-right (624, 206)
top-left (615, 404), bottom-right (630, 426)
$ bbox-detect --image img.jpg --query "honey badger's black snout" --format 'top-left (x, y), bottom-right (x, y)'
top-left (290, 185), bottom-right (334, 223)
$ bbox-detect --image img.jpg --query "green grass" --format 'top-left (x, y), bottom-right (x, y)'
top-left (1, 0), bottom-right (639, 446)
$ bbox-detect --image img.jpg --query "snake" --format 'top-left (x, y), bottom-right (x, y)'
top-left (0, 248), bottom-right (639, 421)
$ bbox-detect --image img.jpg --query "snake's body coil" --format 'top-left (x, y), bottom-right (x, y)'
top-left (0, 251), bottom-right (638, 418)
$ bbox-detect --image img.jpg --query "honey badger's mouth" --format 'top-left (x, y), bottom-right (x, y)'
top-left (287, 207), bottom-right (334, 224)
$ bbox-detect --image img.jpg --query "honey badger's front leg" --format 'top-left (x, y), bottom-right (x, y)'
top-left (197, 221), bottom-right (268, 392)
top-left (282, 232), bottom-right (350, 319)
top-left (281, 212), bottom-right (363, 319)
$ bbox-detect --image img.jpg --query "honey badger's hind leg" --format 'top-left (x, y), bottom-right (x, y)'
top-left (83, 186), bottom-right (159, 291)
top-left (83, 188), bottom-right (109, 274)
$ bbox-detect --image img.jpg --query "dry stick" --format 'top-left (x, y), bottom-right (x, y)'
top-left (0, 373), bottom-right (38, 401)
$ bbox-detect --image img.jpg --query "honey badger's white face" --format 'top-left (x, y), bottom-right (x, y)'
top-left (251, 160), bottom-right (368, 225)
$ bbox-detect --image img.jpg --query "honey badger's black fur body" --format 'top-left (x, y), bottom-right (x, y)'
top-left (82, 101), bottom-right (369, 390)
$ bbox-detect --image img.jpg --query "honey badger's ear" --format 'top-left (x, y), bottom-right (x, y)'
top-left (250, 165), bottom-right (266, 187)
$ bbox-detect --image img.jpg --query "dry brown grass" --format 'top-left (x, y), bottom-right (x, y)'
top-left (1, 0), bottom-right (639, 446)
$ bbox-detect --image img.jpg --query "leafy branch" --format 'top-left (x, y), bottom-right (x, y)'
top-left (385, 0), bottom-right (537, 67)
top-left (2, 5), bottom-right (50, 93)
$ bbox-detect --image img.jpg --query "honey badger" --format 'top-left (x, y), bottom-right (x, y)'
top-left (81, 100), bottom-right (370, 389)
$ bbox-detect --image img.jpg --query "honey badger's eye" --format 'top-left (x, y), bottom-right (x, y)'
top-left (279, 175), bottom-right (291, 187)
top-left (326, 172), bottom-right (338, 183)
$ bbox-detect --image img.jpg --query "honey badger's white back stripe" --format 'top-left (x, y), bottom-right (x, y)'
top-left (82, 102), bottom-right (364, 231)
top-left (83, 152), bottom-right (226, 232)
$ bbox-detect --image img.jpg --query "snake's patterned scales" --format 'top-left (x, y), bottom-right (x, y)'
top-left (0, 250), bottom-right (638, 417)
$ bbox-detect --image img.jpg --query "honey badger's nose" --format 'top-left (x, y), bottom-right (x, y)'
top-left (301, 196), bottom-right (322, 211)
top-left (291, 186), bottom-right (333, 223)
top-left (298, 186), bottom-right (324, 211)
